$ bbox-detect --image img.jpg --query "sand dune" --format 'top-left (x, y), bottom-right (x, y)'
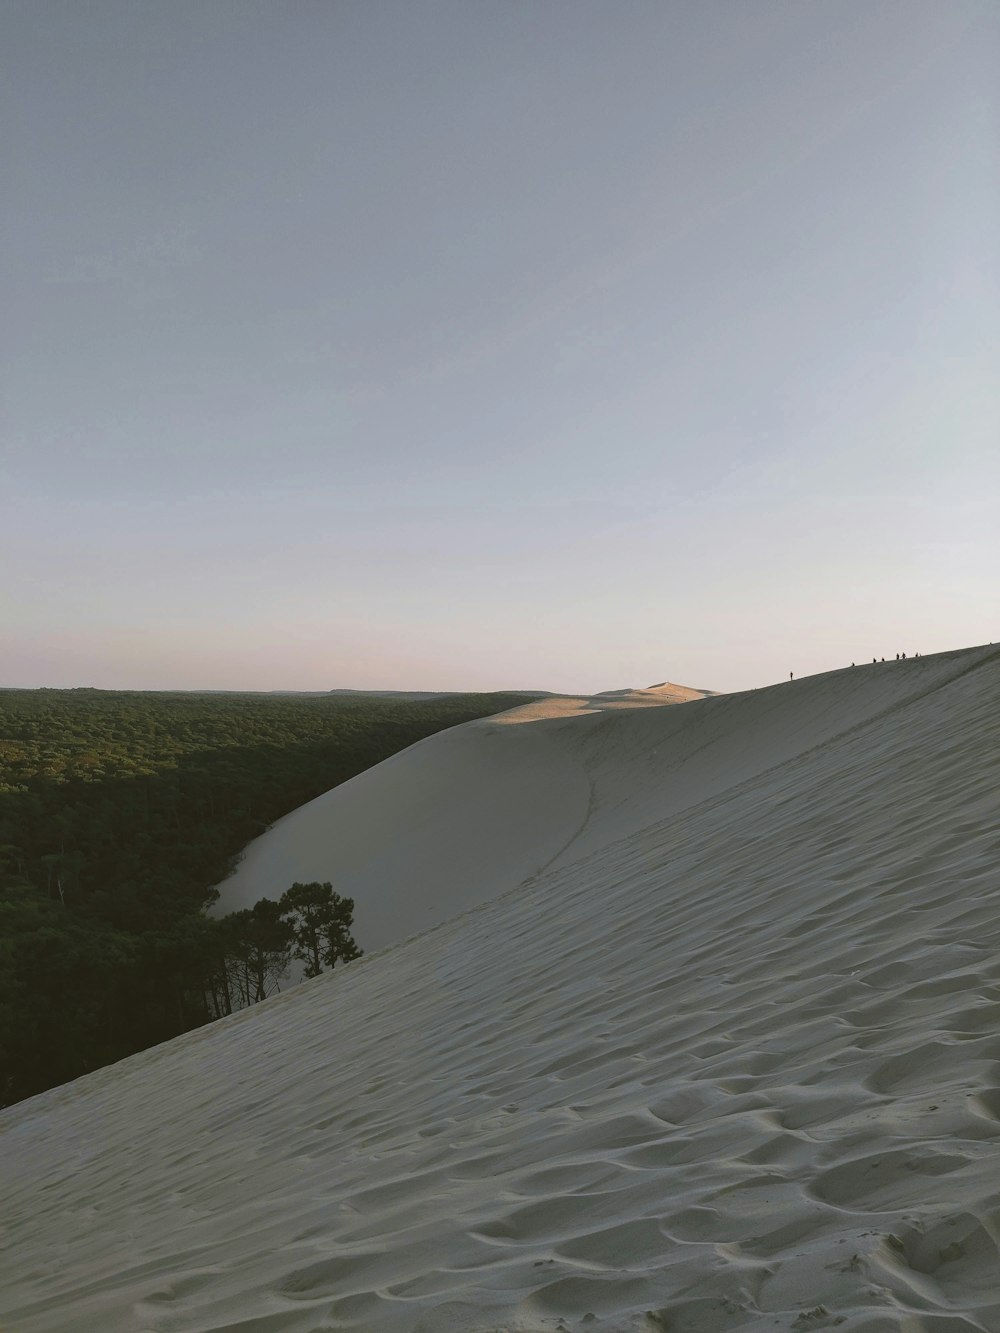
top-left (211, 681), bottom-right (714, 954)
top-left (3, 645), bottom-right (1000, 1332)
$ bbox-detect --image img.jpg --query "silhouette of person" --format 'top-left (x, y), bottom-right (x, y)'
top-left (789, 672), bottom-right (793, 681)
top-left (902, 652), bottom-right (906, 660)
top-left (896, 653), bottom-right (900, 660)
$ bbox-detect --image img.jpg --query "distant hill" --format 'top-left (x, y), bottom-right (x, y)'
top-left (324, 688), bottom-right (559, 701)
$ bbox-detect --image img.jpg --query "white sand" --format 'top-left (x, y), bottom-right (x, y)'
top-left (3, 645), bottom-right (1000, 1332)
top-left (211, 681), bottom-right (712, 954)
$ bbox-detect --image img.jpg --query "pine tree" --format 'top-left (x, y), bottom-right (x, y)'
top-left (223, 899), bottom-right (293, 1005)
top-left (278, 882), bottom-right (362, 979)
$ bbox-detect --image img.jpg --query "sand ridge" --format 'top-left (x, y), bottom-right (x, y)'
top-left (2, 645), bottom-right (1000, 1331)
top-left (214, 656), bottom-right (979, 958)
top-left (210, 681), bottom-right (715, 954)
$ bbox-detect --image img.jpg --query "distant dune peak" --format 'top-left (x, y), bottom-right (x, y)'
top-left (495, 678), bottom-right (710, 723)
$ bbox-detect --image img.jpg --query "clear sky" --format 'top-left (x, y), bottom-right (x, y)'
top-left (4, 0), bottom-right (998, 694)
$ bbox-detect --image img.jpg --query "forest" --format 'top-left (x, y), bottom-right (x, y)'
top-left (0, 688), bottom-right (535, 1107)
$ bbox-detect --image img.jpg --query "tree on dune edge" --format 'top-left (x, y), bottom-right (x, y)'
top-left (216, 898), bottom-right (295, 1010)
top-left (279, 881), bottom-right (362, 979)
top-left (206, 883), bottom-right (361, 1013)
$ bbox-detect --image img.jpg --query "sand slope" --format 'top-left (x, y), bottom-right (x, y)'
top-left (212, 682), bottom-right (712, 954)
top-left (3, 645), bottom-right (1000, 1332)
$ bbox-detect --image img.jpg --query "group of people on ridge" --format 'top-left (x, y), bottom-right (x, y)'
top-left (789, 651), bottom-right (921, 681)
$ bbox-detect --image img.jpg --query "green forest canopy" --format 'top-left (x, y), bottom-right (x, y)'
top-left (0, 687), bottom-right (537, 1107)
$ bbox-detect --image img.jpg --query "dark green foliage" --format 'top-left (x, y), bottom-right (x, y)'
top-left (279, 882), bottom-right (362, 979)
top-left (221, 899), bottom-right (294, 1007)
top-left (0, 689), bottom-right (536, 1105)
top-left (0, 882), bottom-right (136, 1103)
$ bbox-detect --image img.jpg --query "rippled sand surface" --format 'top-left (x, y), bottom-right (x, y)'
top-left (3, 646), bottom-right (999, 1332)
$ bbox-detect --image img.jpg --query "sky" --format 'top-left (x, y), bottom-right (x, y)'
top-left (3, 0), bottom-right (998, 694)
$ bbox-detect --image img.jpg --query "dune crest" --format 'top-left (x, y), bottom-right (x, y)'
top-left (3, 644), bottom-right (1000, 1332)
top-left (210, 679), bottom-right (714, 954)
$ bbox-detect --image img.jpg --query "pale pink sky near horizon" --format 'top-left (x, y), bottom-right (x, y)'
top-left (3, 1), bottom-right (998, 696)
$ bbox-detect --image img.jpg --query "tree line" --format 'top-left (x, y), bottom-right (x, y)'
top-left (0, 689), bottom-right (535, 1106)
top-left (207, 882), bottom-right (361, 1014)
